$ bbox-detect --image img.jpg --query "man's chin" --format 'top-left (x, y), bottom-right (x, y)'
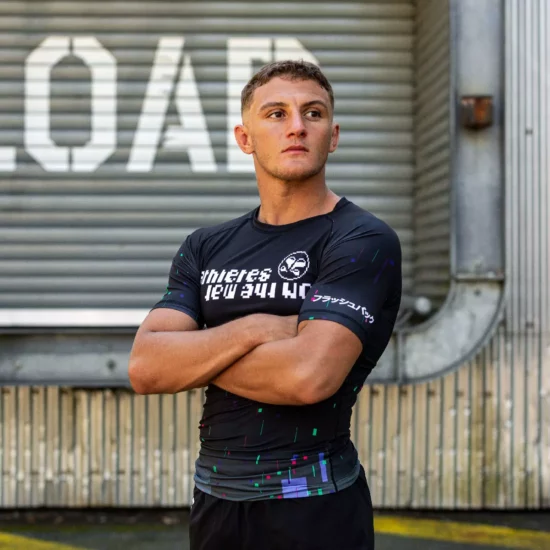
top-left (274, 166), bottom-right (322, 183)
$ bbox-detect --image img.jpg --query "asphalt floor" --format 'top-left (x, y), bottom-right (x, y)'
top-left (0, 509), bottom-right (548, 549)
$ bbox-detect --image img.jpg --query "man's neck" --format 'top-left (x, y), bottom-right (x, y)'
top-left (256, 187), bottom-right (340, 226)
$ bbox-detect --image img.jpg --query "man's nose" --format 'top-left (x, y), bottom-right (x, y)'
top-left (287, 112), bottom-right (307, 136)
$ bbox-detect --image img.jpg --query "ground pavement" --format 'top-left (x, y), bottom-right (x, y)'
top-left (0, 510), bottom-right (548, 549)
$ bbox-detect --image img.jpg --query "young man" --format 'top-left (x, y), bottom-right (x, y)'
top-left (129, 60), bottom-right (402, 550)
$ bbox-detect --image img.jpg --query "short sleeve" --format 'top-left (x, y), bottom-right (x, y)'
top-left (298, 223), bottom-right (402, 348)
top-left (151, 233), bottom-right (204, 326)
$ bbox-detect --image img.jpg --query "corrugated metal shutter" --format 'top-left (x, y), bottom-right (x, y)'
top-left (0, 1), bottom-right (414, 323)
top-left (413, 0), bottom-right (451, 308)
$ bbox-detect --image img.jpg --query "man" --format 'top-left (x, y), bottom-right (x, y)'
top-left (129, 59), bottom-right (402, 550)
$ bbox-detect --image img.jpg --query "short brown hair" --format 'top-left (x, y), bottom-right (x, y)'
top-left (241, 60), bottom-right (334, 115)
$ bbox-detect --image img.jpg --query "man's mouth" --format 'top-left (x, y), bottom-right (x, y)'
top-left (283, 145), bottom-right (308, 152)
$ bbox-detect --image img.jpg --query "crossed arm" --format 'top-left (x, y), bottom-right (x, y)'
top-left (128, 308), bottom-right (362, 405)
top-left (210, 318), bottom-right (362, 404)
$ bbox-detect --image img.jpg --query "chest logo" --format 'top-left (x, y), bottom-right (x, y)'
top-left (278, 251), bottom-right (310, 281)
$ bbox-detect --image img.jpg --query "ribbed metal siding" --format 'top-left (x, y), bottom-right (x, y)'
top-left (0, 0), bottom-right (415, 314)
top-left (413, 0), bottom-right (451, 308)
top-left (361, 0), bottom-right (550, 509)
top-left (0, 387), bottom-right (203, 507)
top-left (502, 0), bottom-right (550, 508)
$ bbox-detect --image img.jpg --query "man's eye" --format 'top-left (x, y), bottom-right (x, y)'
top-left (307, 110), bottom-right (322, 118)
top-left (269, 111), bottom-right (284, 118)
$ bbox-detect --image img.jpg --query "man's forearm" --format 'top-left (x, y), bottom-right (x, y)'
top-left (129, 315), bottom-right (263, 394)
top-left (211, 336), bottom-right (314, 405)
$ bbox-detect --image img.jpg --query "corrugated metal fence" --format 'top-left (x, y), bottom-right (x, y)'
top-left (0, 388), bottom-right (203, 507)
top-left (0, 0), bottom-right (548, 509)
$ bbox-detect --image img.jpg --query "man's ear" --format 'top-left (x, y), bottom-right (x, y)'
top-left (329, 123), bottom-right (340, 153)
top-left (234, 124), bottom-right (254, 155)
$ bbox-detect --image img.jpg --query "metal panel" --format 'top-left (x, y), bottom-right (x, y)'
top-left (366, 0), bottom-right (505, 384)
top-left (413, 0), bottom-right (451, 307)
top-left (0, 1), bottom-right (505, 387)
top-left (0, 0), bottom-right (415, 324)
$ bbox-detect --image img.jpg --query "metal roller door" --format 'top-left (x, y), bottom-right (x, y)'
top-left (0, 1), bottom-right (415, 326)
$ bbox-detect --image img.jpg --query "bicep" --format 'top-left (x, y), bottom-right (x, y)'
top-left (298, 227), bottom-right (402, 348)
top-left (131, 308), bottom-right (199, 364)
top-left (129, 307), bottom-right (200, 394)
top-left (138, 308), bottom-right (199, 335)
top-left (141, 233), bottom-right (204, 339)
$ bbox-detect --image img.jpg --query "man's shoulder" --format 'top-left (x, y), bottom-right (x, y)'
top-left (187, 209), bottom-right (255, 247)
top-left (330, 199), bottom-right (400, 244)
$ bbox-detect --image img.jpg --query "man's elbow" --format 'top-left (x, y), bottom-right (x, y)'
top-left (298, 385), bottom-right (338, 405)
top-left (128, 350), bottom-right (177, 395)
top-left (128, 354), bottom-right (198, 395)
top-left (128, 357), bottom-right (158, 395)
top-left (293, 363), bottom-right (339, 405)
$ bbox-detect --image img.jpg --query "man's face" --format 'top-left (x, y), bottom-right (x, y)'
top-left (235, 77), bottom-right (340, 183)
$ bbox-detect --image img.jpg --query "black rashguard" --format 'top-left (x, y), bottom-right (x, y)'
top-left (152, 197), bottom-right (402, 501)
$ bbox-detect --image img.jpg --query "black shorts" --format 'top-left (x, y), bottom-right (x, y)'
top-left (189, 466), bottom-right (374, 550)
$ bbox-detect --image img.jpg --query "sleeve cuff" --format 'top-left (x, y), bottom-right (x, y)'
top-left (151, 302), bottom-right (201, 323)
top-left (298, 309), bottom-right (368, 347)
